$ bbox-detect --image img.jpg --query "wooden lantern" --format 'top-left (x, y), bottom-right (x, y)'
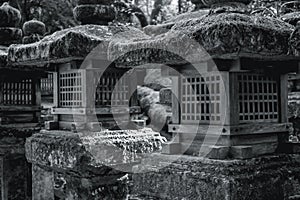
top-left (165, 58), bottom-right (298, 159)
top-left (47, 60), bottom-right (144, 131)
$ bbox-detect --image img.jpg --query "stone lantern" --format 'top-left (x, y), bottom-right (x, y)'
top-left (112, 0), bottom-right (298, 160)
top-left (0, 2), bottom-right (45, 200)
top-left (107, 0), bottom-right (300, 199)
top-left (10, 0), bottom-right (146, 132)
top-left (7, 1), bottom-right (165, 199)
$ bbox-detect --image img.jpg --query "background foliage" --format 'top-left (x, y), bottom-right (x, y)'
top-left (2, 0), bottom-right (299, 34)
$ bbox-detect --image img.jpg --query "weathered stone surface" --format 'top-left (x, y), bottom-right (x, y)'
top-left (0, 2), bottom-right (21, 27)
top-left (159, 88), bottom-right (172, 105)
top-left (137, 86), bottom-right (159, 113)
top-left (8, 24), bottom-right (149, 65)
top-left (22, 34), bottom-right (42, 44)
top-left (73, 5), bottom-right (116, 25)
top-left (0, 126), bottom-right (39, 139)
top-left (132, 154), bottom-right (300, 200)
top-left (32, 165), bottom-right (54, 200)
top-left (23, 19), bottom-right (46, 36)
top-left (137, 86), bottom-right (172, 134)
top-left (25, 129), bottom-right (165, 174)
top-left (143, 23), bottom-right (174, 36)
top-left (110, 13), bottom-right (296, 66)
top-left (0, 126), bottom-right (38, 200)
top-left (281, 12), bottom-right (300, 26)
top-left (230, 145), bottom-right (253, 159)
top-left (289, 23), bottom-right (300, 56)
top-left (0, 27), bottom-right (22, 45)
top-left (61, 173), bottom-right (129, 200)
top-left (144, 69), bottom-right (172, 90)
top-left (143, 10), bottom-right (209, 36)
top-left (1, 154), bottom-right (31, 200)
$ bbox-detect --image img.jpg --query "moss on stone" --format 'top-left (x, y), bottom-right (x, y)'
top-left (0, 27), bottom-right (22, 45)
top-left (8, 24), bottom-right (149, 65)
top-left (0, 2), bottom-right (21, 27)
top-left (23, 19), bottom-right (46, 36)
top-left (110, 12), bottom-right (295, 66)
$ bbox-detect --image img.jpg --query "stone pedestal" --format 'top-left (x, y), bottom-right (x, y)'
top-left (25, 129), bottom-right (165, 200)
top-left (0, 130), bottom-right (35, 200)
top-left (132, 153), bottom-right (300, 200)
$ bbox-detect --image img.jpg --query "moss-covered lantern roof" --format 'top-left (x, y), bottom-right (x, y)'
top-left (8, 24), bottom-right (149, 66)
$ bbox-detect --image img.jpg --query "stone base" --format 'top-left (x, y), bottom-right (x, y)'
top-left (132, 153), bottom-right (300, 200)
top-left (32, 164), bottom-right (129, 200)
top-left (0, 144), bottom-right (31, 200)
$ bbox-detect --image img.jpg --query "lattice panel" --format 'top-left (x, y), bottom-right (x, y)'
top-left (95, 71), bottom-right (129, 107)
top-left (41, 73), bottom-right (53, 95)
top-left (2, 79), bottom-right (33, 105)
top-left (59, 71), bottom-right (83, 107)
top-left (181, 74), bottom-right (221, 124)
top-left (238, 74), bottom-right (278, 122)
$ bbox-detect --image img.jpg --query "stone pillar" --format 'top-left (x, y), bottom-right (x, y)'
top-left (0, 132), bottom-right (33, 200)
top-left (32, 165), bottom-right (54, 200)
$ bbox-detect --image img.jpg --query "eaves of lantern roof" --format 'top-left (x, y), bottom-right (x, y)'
top-left (7, 24), bottom-right (149, 67)
top-left (109, 12), bottom-right (300, 68)
top-left (281, 12), bottom-right (300, 26)
top-left (144, 9), bottom-right (210, 36)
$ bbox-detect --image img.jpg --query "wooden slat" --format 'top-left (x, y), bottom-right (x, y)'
top-left (0, 106), bottom-right (41, 112)
top-left (51, 106), bottom-right (141, 115)
top-left (280, 74), bottom-right (288, 123)
top-left (53, 72), bottom-right (58, 108)
top-left (171, 77), bottom-right (180, 124)
top-left (168, 123), bottom-right (291, 136)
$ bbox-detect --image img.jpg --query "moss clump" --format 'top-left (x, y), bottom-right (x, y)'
top-left (22, 34), bottom-right (41, 44)
top-left (0, 2), bottom-right (21, 27)
top-left (23, 19), bottom-right (46, 36)
top-left (0, 27), bottom-right (22, 45)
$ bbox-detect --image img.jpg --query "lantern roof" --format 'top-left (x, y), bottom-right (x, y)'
top-left (7, 11), bottom-right (300, 68)
top-left (109, 12), bottom-right (300, 67)
top-left (8, 24), bottom-right (149, 66)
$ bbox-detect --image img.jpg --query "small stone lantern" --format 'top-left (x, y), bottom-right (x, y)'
top-left (7, 1), bottom-right (164, 199)
top-left (0, 2), bottom-right (44, 200)
top-left (111, 0), bottom-right (299, 159)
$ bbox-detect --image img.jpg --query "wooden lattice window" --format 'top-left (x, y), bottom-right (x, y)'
top-left (59, 71), bottom-right (83, 107)
top-left (238, 74), bottom-right (278, 122)
top-left (41, 73), bottom-right (53, 95)
top-left (181, 74), bottom-right (221, 124)
top-left (3, 79), bottom-right (33, 105)
top-left (95, 71), bottom-right (129, 107)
